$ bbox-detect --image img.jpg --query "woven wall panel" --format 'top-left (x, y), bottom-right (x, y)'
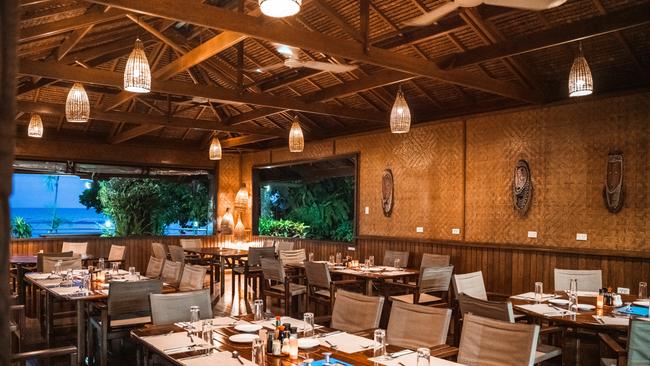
top-left (217, 154), bottom-right (240, 218)
top-left (270, 140), bottom-right (335, 163)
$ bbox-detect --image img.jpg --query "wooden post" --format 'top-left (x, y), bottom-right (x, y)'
top-left (0, 0), bottom-right (18, 364)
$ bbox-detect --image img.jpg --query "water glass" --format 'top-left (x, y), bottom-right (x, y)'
top-left (251, 337), bottom-right (265, 365)
top-left (303, 312), bottom-right (314, 338)
top-left (639, 282), bottom-right (648, 299)
top-left (202, 319), bottom-right (213, 344)
top-left (253, 299), bottom-right (264, 321)
top-left (190, 305), bottom-right (201, 334)
top-left (308, 252), bottom-right (314, 262)
top-left (328, 255), bottom-right (335, 264)
top-left (98, 258), bottom-right (105, 271)
top-left (568, 279), bottom-right (579, 311)
top-left (322, 352), bottom-right (332, 366)
top-left (417, 347), bottom-right (430, 366)
top-left (128, 266), bottom-right (136, 277)
top-left (534, 282), bottom-right (543, 302)
top-left (112, 262), bottom-right (119, 274)
top-left (364, 259), bottom-right (371, 268)
top-left (335, 252), bottom-right (342, 264)
top-left (373, 329), bottom-right (386, 359)
top-left (368, 255), bottom-right (375, 267)
top-left (393, 258), bottom-right (401, 269)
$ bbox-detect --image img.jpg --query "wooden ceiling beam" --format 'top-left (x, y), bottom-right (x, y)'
top-left (311, 0), bottom-right (363, 43)
top-left (220, 134), bottom-right (276, 148)
top-left (85, 0), bottom-right (541, 103)
top-left (108, 124), bottom-right (164, 144)
top-left (20, 7), bottom-right (128, 42)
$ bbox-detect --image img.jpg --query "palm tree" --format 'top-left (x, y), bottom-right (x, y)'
top-left (43, 175), bottom-right (60, 233)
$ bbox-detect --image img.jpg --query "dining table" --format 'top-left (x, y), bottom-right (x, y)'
top-left (183, 247), bottom-right (249, 296)
top-left (130, 314), bottom-right (460, 365)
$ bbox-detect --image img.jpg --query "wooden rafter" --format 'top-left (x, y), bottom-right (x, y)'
top-left (19, 7), bottom-right (127, 42)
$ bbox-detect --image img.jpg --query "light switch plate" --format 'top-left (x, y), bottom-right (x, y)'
top-left (347, 247), bottom-right (355, 251)
top-left (364, 206), bottom-right (369, 215)
top-left (527, 231), bottom-right (538, 238)
top-left (576, 233), bottom-right (588, 241)
top-left (416, 227), bottom-right (424, 233)
top-left (452, 228), bottom-right (461, 235)
top-left (617, 287), bottom-right (630, 295)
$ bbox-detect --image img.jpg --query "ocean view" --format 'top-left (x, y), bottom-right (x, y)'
top-left (11, 207), bottom-right (108, 237)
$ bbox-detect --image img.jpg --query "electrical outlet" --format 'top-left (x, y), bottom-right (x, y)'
top-left (576, 233), bottom-right (588, 241)
top-left (452, 228), bottom-right (461, 235)
top-left (617, 287), bottom-right (630, 295)
top-left (416, 227), bottom-right (424, 233)
top-left (364, 206), bottom-right (369, 215)
top-left (527, 231), bottom-right (538, 238)
top-left (347, 247), bottom-right (355, 251)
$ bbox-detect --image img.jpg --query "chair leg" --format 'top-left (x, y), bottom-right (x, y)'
top-left (100, 313), bottom-right (108, 366)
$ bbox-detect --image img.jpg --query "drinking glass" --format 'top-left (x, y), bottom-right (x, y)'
top-left (335, 253), bottom-right (342, 264)
top-left (303, 312), bottom-right (314, 338)
top-left (190, 305), bottom-right (201, 335)
top-left (253, 299), bottom-right (264, 321)
top-left (328, 255), bottom-right (335, 265)
top-left (112, 262), bottom-right (119, 274)
top-left (252, 337), bottom-right (265, 365)
top-left (128, 266), bottom-right (136, 278)
top-left (568, 278), bottom-right (579, 311)
top-left (54, 260), bottom-right (62, 276)
top-left (98, 258), bottom-right (105, 271)
top-left (308, 252), bottom-right (314, 262)
top-left (373, 329), bottom-right (386, 359)
top-left (639, 282), bottom-right (648, 299)
top-left (393, 258), bottom-right (401, 269)
top-left (417, 347), bottom-right (430, 366)
top-left (364, 259), bottom-right (371, 269)
top-left (322, 352), bottom-right (332, 366)
top-left (66, 268), bottom-right (73, 281)
top-left (368, 256), bottom-right (374, 267)
top-left (534, 282), bottom-right (543, 302)
top-left (202, 319), bottom-right (213, 344)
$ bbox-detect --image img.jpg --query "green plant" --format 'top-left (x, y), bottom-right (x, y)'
top-left (11, 216), bottom-right (33, 238)
top-left (258, 217), bottom-right (309, 238)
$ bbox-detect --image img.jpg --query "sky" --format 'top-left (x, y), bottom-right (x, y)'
top-left (10, 173), bottom-right (90, 209)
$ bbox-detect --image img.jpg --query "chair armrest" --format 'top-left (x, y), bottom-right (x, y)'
top-left (599, 333), bottom-right (626, 355)
top-left (11, 346), bottom-right (78, 362)
top-left (487, 292), bottom-right (511, 301)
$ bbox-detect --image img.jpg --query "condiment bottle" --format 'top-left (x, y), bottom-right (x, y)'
top-left (597, 288), bottom-right (604, 309)
top-left (267, 334), bottom-right (274, 354)
top-left (281, 330), bottom-right (291, 355)
top-left (272, 338), bottom-right (282, 356)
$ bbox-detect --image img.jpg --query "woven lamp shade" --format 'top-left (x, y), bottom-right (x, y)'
top-left (124, 38), bottom-right (151, 93)
top-left (390, 87), bottom-right (411, 133)
top-left (288, 117), bottom-right (304, 152)
top-left (220, 208), bottom-right (234, 235)
top-left (235, 184), bottom-right (248, 211)
top-left (568, 55), bottom-right (593, 97)
top-left (28, 114), bottom-right (43, 138)
top-left (209, 136), bottom-right (222, 160)
top-left (258, 0), bottom-right (301, 17)
top-left (65, 83), bottom-right (90, 123)
top-left (234, 215), bottom-right (245, 239)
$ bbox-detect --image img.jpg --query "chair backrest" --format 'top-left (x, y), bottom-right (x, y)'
top-left (42, 255), bottom-right (82, 273)
top-left (383, 250), bottom-right (409, 267)
top-left (149, 289), bottom-right (213, 325)
top-left (457, 293), bottom-right (514, 323)
top-left (260, 258), bottom-right (285, 283)
top-left (37, 251), bottom-right (73, 272)
top-left (457, 314), bottom-right (539, 366)
top-left (263, 240), bottom-right (275, 248)
top-left (168, 245), bottom-right (185, 263)
top-left (387, 301), bottom-right (452, 349)
top-left (61, 242), bottom-right (88, 256)
top-left (330, 290), bottom-right (384, 333)
top-left (108, 245), bottom-right (126, 261)
top-left (453, 271), bottom-right (488, 300)
top-left (248, 247), bottom-right (276, 267)
top-left (274, 241), bottom-right (294, 253)
top-left (305, 261), bottom-right (332, 289)
top-left (419, 265), bottom-right (454, 293)
top-left (553, 268), bottom-right (602, 292)
top-left (628, 319), bottom-right (650, 365)
top-left (107, 280), bottom-right (162, 320)
top-left (420, 253), bottom-right (450, 269)
top-left (179, 238), bottom-right (202, 249)
top-left (178, 264), bottom-right (207, 291)
top-left (279, 249), bottom-right (306, 265)
top-left (151, 242), bottom-right (167, 259)
top-left (161, 260), bottom-right (183, 286)
top-left (145, 256), bottom-right (165, 278)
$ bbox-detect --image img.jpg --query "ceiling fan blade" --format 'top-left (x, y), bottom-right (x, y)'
top-left (403, 2), bottom-right (460, 27)
top-left (294, 60), bottom-right (358, 73)
top-left (244, 63), bottom-right (285, 73)
top-left (483, 0), bottom-right (567, 10)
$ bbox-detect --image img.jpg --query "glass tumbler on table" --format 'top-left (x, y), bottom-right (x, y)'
top-left (189, 305), bottom-right (201, 336)
top-left (534, 282), bottom-right (544, 302)
top-left (112, 262), bottom-right (119, 274)
top-left (373, 329), bottom-right (386, 359)
top-left (393, 258), bottom-right (401, 269)
top-left (639, 281), bottom-right (648, 300)
top-left (54, 260), bottom-right (62, 276)
top-left (303, 312), bottom-right (314, 338)
top-left (253, 299), bottom-right (264, 321)
top-left (251, 336), bottom-right (265, 365)
top-left (368, 255), bottom-right (375, 267)
top-left (328, 255), bottom-right (335, 265)
top-left (335, 252), bottom-right (342, 265)
top-left (98, 258), bottom-right (105, 271)
top-left (568, 278), bottom-right (579, 311)
top-left (417, 347), bottom-right (431, 366)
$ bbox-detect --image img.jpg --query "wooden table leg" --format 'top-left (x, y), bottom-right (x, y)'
top-left (46, 293), bottom-right (53, 347)
top-left (76, 301), bottom-right (86, 365)
top-left (365, 279), bottom-right (373, 296)
top-left (220, 256), bottom-right (226, 296)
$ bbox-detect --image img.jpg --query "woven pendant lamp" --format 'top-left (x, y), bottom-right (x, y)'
top-left (65, 83), bottom-right (90, 123)
top-left (258, 0), bottom-right (301, 17)
top-left (390, 86), bottom-right (411, 133)
top-left (221, 208), bottom-right (234, 235)
top-left (234, 215), bottom-right (245, 239)
top-left (235, 184), bottom-right (248, 211)
top-left (124, 38), bottom-right (151, 93)
top-left (568, 44), bottom-right (593, 97)
top-left (28, 114), bottom-right (43, 138)
top-left (288, 116), bottom-right (304, 152)
top-left (209, 136), bottom-right (222, 160)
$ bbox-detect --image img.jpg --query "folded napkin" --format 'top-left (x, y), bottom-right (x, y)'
top-left (511, 292), bottom-right (557, 301)
top-left (593, 315), bottom-right (629, 326)
top-left (515, 303), bottom-right (577, 317)
top-left (180, 351), bottom-right (256, 366)
top-left (318, 332), bottom-right (377, 354)
top-left (254, 316), bottom-right (322, 331)
top-left (175, 317), bottom-right (249, 329)
top-left (369, 351), bottom-right (464, 366)
top-left (141, 331), bottom-right (211, 355)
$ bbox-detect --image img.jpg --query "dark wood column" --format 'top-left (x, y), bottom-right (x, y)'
top-left (0, 0), bottom-right (18, 363)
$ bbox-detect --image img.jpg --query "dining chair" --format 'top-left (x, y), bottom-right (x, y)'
top-left (260, 257), bottom-right (306, 317)
top-left (151, 242), bottom-right (167, 260)
top-left (233, 246), bottom-right (275, 298)
top-left (457, 313), bottom-right (540, 366)
top-left (107, 245), bottom-right (126, 263)
top-left (274, 241), bottom-right (294, 253)
top-left (178, 264), bottom-right (207, 291)
top-left (600, 318), bottom-right (650, 366)
top-left (88, 280), bottom-right (162, 366)
top-left (61, 242), bottom-right (88, 256)
top-left (42, 255), bottom-right (82, 273)
top-left (383, 250), bottom-right (409, 267)
top-left (330, 290), bottom-right (384, 333)
top-left (387, 301), bottom-right (452, 349)
top-left (263, 240), bottom-right (275, 248)
top-left (279, 249), bottom-right (307, 265)
top-left (304, 261), bottom-right (362, 313)
top-left (160, 260), bottom-right (183, 287)
top-left (179, 238), bottom-right (202, 249)
top-left (553, 268), bottom-right (602, 292)
top-left (456, 293), bottom-right (563, 364)
top-left (390, 265), bottom-right (454, 305)
top-left (168, 245), bottom-right (186, 263)
top-left (145, 256), bottom-right (165, 278)
top-left (37, 251), bottom-right (74, 272)
top-left (149, 289), bottom-right (213, 325)
top-left (453, 271), bottom-right (488, 300)
top-left (420, 253), bottom-right (450, 269)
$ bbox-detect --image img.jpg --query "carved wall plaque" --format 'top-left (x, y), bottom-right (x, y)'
top-left (603, 151), bottom-right (624, 213)
top-left (381, 169), bottom-right (394, 217)
top-left (512, 160), bottom-right (532, 216)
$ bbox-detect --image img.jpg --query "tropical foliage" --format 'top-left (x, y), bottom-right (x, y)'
top-left (258, 217), bottom-right (309, 238)
top-left (11, 216), bottom-right (33, 238)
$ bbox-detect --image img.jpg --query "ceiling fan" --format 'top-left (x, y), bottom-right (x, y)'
top-left (403, 0), bottom-right (567, 27)
top-left (248, 44), bottom-right (358, 74)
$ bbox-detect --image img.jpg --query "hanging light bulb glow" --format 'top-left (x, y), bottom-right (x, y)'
top-left (221, 208), bottom-right (234, 235)
top-left (209, 136), bottom-right (222, 160)
top-left (28, 114), bottom-right (43, 138)
top-left (390, 86), bottom-right (411, 133)
top-left (124, 38), bottom-right (151, 93)
top-left (258, 0), bottom-right (301, 17)
top-left (234, 214), bottom-right (246, 239)
top-left (568, 44), bottom-right (593, 97)
top-left (65, 83), bottom-right (90, 123)
top-left (235, 184), bottom-right (248, 212)
top-left (288, 116), bottom-right (304, 152)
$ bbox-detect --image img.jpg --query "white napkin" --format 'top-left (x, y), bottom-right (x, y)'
top-left (254, 316), bottom-right (322, 331)
top-left (141, 332), bottom-right (211, 354)
top-left (511, 292), bottom-right (556, 301)
top-left (180, 351), bottom-right (256, 365)
top-left (318, 332), bottom-right (377, 354)
top-left (175, 317), bottom-right (249, 329)
top-left (515, 304), bottom-right (577, 317)
top-left (593, 315), bottom-right (629, 326)
top-left (50, 286), bottom-right (84, 296)
top-left (369, 352), bottom-right (464, 366)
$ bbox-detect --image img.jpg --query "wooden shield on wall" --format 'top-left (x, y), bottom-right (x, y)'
top-left (512, 160), bottom-right (532, 217)
top-left (381, 169), bottom-right (394, 217)
top-left (603, 151), bottom-right (624, 213)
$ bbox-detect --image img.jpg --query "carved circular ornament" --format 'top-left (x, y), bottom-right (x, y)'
top-left (512, 160), bottom-right (532, 216)
top-left (381, 169), bottom-right (394, 217)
